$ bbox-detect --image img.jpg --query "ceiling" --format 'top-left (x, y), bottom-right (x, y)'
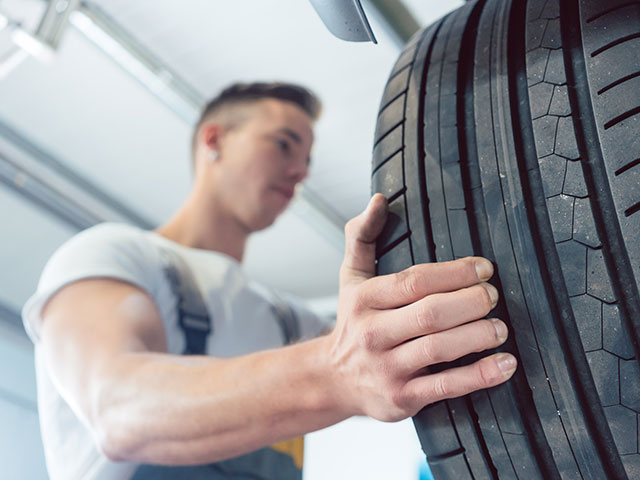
top-left (0, 0), bottom-right (463, 320)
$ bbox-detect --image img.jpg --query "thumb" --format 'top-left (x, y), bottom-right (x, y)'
top-left (340, 193), bottom-right (389, 285)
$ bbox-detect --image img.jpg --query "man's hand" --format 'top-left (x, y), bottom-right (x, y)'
top-left (328, 193), bottom-right (516, 421)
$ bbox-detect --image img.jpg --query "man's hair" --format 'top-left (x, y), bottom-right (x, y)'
top-left (191, 81), bottom-right (322, 161)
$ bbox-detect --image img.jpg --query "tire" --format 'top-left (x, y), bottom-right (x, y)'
top-left (371, 0), bottom-right (640, 478)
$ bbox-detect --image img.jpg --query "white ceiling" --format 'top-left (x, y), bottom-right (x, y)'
top-left (0, 183), bottom-right (75, 312)
top-left (0, 0), bottom-right (461, 313)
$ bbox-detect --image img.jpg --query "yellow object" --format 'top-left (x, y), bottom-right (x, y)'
top-left (271, 436), bottom-right (304, 469)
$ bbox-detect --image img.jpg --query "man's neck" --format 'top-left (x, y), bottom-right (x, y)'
top-left (154, 194), bottom-right (248, 263)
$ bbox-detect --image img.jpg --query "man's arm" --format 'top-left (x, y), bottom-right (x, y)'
top-left (40, 279), bottom-right (344, 465)
top-left (39, 193), bottom-right (516, 466)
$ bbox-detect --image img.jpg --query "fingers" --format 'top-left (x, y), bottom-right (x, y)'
top-left (340, 194), bottom-right (389, 285)
top-left (392, 318), bottom-right (508, 375)
top-left (368, 282), bottom-right (498, 349)
top-left (403, 353), bottom-right (517, 407)
top-left (361, 256), bottom-right (495, 310)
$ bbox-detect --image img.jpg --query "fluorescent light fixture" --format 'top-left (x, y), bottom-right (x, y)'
top-left (0, 13), bottom-right (29, 80)
top-left (0, 12), bottom-right (8, 32)
top-left (0, 48), bottom-right (28, 80)
top-left (11, 27), bottom-right (55, 63)
top-left (69, 11), bottom-right (198, 124)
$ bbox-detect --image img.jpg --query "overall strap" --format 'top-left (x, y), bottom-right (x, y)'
top-left (159, 248), bottom-right (211, 355)
top-left (269, 294), bottom-right (301, 345)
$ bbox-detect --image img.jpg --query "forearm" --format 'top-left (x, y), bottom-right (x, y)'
top-left (91, 334), bottom-right (347, 465)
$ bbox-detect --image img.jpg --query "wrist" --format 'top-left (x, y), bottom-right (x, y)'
top-left (301, 333), bottom-right (354, 421)
top-left (315, 328), bottom-right (363, 419)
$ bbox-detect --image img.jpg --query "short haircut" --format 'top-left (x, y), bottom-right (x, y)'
top-left (191, 81), bottom-right (322, 160)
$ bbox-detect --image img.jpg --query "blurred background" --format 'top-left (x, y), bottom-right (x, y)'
top-left (0, 0), bottom-right (462, 478)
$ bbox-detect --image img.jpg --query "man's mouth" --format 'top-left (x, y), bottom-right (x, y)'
top-left (272, 186), bottom-right (295, 200)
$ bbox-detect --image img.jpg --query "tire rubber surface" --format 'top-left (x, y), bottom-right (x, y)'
top-left (372, 0), bottom-right (640, 478)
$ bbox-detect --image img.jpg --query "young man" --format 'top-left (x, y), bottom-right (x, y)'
top-left (22, 82), bottom-right (516, 479)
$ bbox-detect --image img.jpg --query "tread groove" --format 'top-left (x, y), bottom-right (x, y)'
top-left (455, 1), bottom-right (503, 476)
top-left (413, 17), bottom-right (446, 265)
top-left (590, 32), bottom-right (640, 58)
top-left (372, 147), bottom-right (404, 175)
top-left (615, 157), bottom-right (640, 176)
top-left (586, 1), bottom-right (640, 23)
top-left (624, 201), bottom-right (640, 218)
top-left (387, 187), bottom-right (407, 204)
top-left (378, 90), bottom-right (408, 115)
top-left (603, 106), bottom-right (640, 130)
top-left (387, 62), bottom-right (412, 82)
top-left (428, 447), bottom-right (467, 463)
top-left (597, 71), bottom-right (640, 95)
top-left (376, 230), bottom-right (411, 258)
top-left (373, 120), bottom-right (405, 147)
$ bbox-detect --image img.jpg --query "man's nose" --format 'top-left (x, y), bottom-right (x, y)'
top-left (289, 158), bottom-right (309, 183)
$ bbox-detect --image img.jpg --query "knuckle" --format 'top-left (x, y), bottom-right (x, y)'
top-left (389, 385), bottom-right (410, 411)
top-left (360, 325), bottom-right (381, 351)
top-left (416, 299), bottom-right (437, 333)
top-left (433, 375), bottom-right (450, 399)
top-left (397, 269), bottom-right (421, 299)
top-left (420, 335), bottom-right (438, 365)
top-left (476, 359), bottom-right (498, 388)
top-left (344, 217), bottom-right (358, 237)
top-left (351, 289), bottom-right (368, 314)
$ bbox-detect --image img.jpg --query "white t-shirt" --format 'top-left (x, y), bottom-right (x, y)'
top-left (22, 223), bottom-right (331, 480)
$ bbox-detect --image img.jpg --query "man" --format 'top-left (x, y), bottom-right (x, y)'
top-left (22, 82), bottom-right (516, 479)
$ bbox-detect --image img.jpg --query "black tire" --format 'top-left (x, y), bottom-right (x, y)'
top-left (371, 0), bottom-right (640, 478)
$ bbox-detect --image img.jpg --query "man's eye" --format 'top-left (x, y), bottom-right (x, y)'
top-left (276, 139), bottom-right (290, 152)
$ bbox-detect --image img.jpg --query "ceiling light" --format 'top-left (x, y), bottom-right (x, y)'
top-left (11, 28), bottom-right (55, 63)
top-left (69, 11), bottom-right (198, 124)
top-left (0, 48), bottom-right (28, 80)
top-left (0, 13), bottom-right (8, 32)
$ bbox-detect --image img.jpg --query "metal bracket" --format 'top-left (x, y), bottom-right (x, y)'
top-left (35, 0), bottom-right (80, 49)
top-left (0, 0), bottom-right (80, 77)
top-left (308, 0), bottom-right (377, 43)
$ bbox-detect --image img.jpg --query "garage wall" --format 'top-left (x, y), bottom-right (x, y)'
top-left (0, 320), bottom-right (47, 478)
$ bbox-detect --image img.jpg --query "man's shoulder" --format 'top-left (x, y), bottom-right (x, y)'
top-left (71, 221), bottom-right (148, 245)
top-left (51, 222), bottom-right (157, 262)
top-left (23, 223), bottom-right (163, 343)
top-left (36, 222), bottom-right (163, 295)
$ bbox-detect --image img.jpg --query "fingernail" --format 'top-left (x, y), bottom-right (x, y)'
top-left (496, 353), bottom-right (517, 376)
top-left (485, 284), bottom-right (499, 308)
top-left (492, 319), bottom-right (508, 343)
top-left (475, 259), bottom-right (493, 280)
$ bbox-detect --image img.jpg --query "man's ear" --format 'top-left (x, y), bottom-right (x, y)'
top-left (199, 122), bottom-right (225, 152)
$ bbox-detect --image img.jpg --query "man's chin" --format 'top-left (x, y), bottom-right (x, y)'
top-left (244, 202), bottom-right (290, 232)
top-left (247, 213), bottom-right (280, 233)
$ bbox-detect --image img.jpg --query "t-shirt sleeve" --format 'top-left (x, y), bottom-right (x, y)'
top-left (21, 223), bottom-right (162, 343)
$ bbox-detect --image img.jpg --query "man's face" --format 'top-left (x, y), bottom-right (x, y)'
top-left (211, 98), bottom-right (314, 232)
